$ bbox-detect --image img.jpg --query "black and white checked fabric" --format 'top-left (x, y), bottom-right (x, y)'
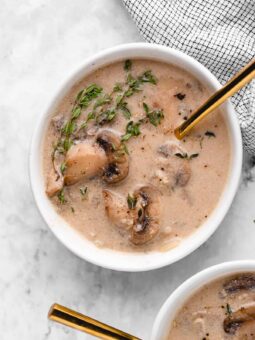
top-left (123, 0), bottom-right (255, 154)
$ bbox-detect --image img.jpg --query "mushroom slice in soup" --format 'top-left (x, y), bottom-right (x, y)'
top-left (64, 142), bottom-right (108, 185)
top-left (223, 274), bottom-right (255, 294)
top-left (46, 168), bottom-right (64, 197)
top-left (103, 185), bottom-right (162, 245)
top-left (130, 185), bottom-right (161, 245)
top-left (102, 189), bottom-right (134, 230)
top-left (223, 303), bottom-right (255, 335)
top-left (156, 141), bottom-right (191, 188)
top-left (158, 140), bottom-right (185, 158)
top-left (96, 130), bottom-right (129, 184)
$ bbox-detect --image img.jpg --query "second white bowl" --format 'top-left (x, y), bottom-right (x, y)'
top-left (152, 260), bottom-right (255, 339)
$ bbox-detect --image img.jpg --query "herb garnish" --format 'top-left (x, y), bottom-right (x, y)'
top-left (76, 84), bottom-right (103, 110)
top-left (96, 108), bottom-right (116, 125)
top-left (127, 194), bottom-right (137, 209)
top-left (143, 102), bottom-right (164, 126)
top-left (54, 83), bottom-right (102, 157)
top-left (175, 152), bottom-right (199, 160)
top-left (124, 59), bottom-right (132, 71)
top-left (112, 66), bottom-right (158, 120)
top-left (60, 162), bottom-right (66, 175)
top-left (121, 121), bottom-right (141, 141)
top-left (205, 131), bottom-right (216, 138)
top-left (93, 94), bottom-right (112, 109)
top-left (113, 83), bottom-right (123, 92)
top-left (138, 70), bottom-right (157, 85)
top-left (117, 101), bottom-right (131, 119)
top-left (57, 188), bottom-right (66, 204)
top-left (226, 303), bottom-right (232, 316)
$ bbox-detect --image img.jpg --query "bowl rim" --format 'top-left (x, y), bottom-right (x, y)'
top-left (29, 42), bottom-right (243, 272)
top-left (151, 260), bottom-right (255, 339)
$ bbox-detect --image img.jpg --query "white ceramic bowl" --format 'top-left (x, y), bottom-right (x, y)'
top-left (29, 43), bottom-right (242, 272)
top-left (152, 260), bottom-right (255, 339)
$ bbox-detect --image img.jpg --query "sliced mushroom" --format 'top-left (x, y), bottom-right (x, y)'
top-left (235, 319), bottom-right (255, 338)
top-left (102, 190), bottom-right (134, 230)
top-left (64, 142), bottom-right (108, 185)
top-left (223, 274), bottom-right (255, 294)
top-left (175, 163), bottom-right (191, 187)
top-left (156, 141), bottom-right (191, 188)
top-left (131, 185), bottom-right (161, 245)
top-left (224, 304), bottom-right (255, 335)
top-left (46, 168), bottom-right (64, 197)
top-left (158, 141), bottom-right (185, 158)
top-left (96, 130), bottom-right (129, 184)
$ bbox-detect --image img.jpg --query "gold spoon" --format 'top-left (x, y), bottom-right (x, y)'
top-left (174, 59), bottom-right (255, 139)
top-left (48, 303), bottom-right (142, 340)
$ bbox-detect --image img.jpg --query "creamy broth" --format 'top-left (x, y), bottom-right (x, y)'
top-left (168, 273), bottom-right (255, 340)
top-left (43, 59), bottom-right (231, 252)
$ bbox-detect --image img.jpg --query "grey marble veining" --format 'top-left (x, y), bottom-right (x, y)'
top-left (1, 1), bottom-right (255, 339)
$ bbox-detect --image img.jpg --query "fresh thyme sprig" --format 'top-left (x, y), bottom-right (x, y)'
top-left (121, 121), bottom-right (141, 142)
top-left (127, 194), bottom-right (137, 209)
top-left (143, 102), bottom-right (164, 127)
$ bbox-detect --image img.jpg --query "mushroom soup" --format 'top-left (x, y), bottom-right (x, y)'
top-left (168, 273), bottom-right (255, 339)
top-left (43, 59), bottom-right (231, 252)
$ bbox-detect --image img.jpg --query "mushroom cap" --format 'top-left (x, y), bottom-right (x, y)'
top-left (130, 185), bottom-right (161, 245)
top-left (224, 304), bottom-right (255, 335)
top-left (223, 274), bottom-right (255, 294)
top-left (64, 142), bottom-right (107, 185)
top-left (158, 141), bottom-right (184, 158)
top-left (96, 130), bottom-right (129, 184)
top-left (157, 141), bottom-right (191, 188)
top-left (102, 189), bottom-right (133, 230)
top-left (235, 319), bottom-right (255, 338)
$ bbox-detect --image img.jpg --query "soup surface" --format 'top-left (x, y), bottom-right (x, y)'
top-left (168, 273), bottom-right (255, 339)
top-left (43, 59), bottom-right (231, 252)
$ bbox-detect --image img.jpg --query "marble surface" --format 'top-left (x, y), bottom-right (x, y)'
top-left (1, 0), bottom-right (255, 339)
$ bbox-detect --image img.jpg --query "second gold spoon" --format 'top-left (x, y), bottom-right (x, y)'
top-left (48, 303), bottom-right (142, 340)
top-left (174, 59), bottom-right (255, 139)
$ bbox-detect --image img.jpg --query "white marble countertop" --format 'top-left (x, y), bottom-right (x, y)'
top-left (1, 1), bottom-right (255, 339)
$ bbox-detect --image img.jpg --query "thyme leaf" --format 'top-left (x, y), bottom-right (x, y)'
top-left (124, 59), bottom-right (132, 71)
top-left (143, 102), bottom-right (164, 126)
top-left (58, 188), bottom-right (66, 204)
top-left (60, 162), bottom-right (66, 175)
top-left (121, 121), bottom-right (141, 141)
top-left (226, 303), bottom-right (232, 316)
top-left (93, 94), bottom-right (112, 109)
top-left (113, 83), bottom-right (123, 92)
top-left (138, 70), bottom-right (157, 85)
top-left (118, 101), bottom-right (131, 119)
top-left (96, 108), bottom-right (116, 125)
top-left (127, 194), bottom-right (137, 209)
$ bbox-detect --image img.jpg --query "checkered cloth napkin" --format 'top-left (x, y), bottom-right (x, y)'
top-left (123, 0), bottom-right (255, 154)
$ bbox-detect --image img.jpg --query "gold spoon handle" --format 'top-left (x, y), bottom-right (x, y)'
top-left (48, 303), bottom-right (142, 340)
top-left (174, 59), bottom-right (255, 139)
